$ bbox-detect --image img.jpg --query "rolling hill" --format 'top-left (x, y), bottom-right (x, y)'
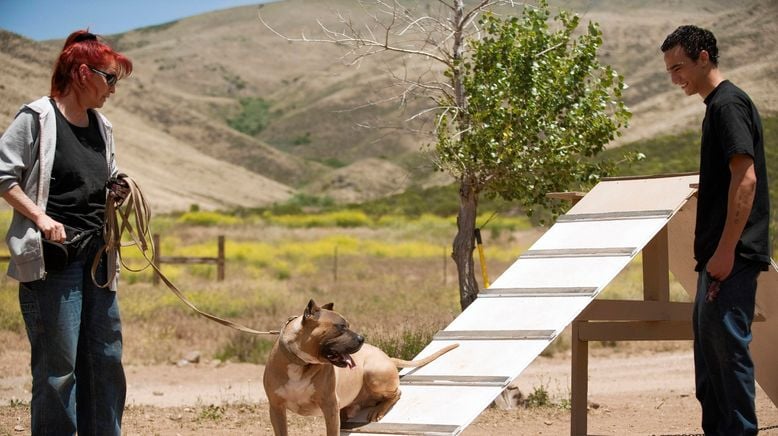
top-left (1, 0), bottom-right (776, 211)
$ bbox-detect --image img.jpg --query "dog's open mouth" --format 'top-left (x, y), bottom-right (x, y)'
top-left (325, 351), bottom-right (356, 368)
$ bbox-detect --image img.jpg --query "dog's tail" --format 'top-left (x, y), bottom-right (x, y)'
top-left (390, 344), bottom-right (459, 368)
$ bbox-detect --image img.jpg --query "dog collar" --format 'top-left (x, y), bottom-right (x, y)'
top-left (279, 317), bottom-right (311, 367)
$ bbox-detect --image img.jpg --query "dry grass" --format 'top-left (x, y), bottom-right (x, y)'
top-left (0, 215), bottom-right (691, 367)
top-left (0, 218), bottom-right (529, 366)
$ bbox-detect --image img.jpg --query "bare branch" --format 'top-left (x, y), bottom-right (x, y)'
top-left (535, 41), bottom-right (566, 58)
top-left (258, 9), bottom-right (454, 67)
top-left (406, 105), bottom-right (457, 122)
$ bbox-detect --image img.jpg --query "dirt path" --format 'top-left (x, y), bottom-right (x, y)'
top-left (2, 347), bottom-right (777, 435)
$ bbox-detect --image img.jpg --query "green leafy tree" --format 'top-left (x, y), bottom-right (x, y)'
top-left (437, 4), bottom-right (631, 308)
top-left (261, 0), bottom-right (631, 309)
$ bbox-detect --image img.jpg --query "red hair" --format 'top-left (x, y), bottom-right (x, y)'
top-left (50, 30), bottom-right (133, 98)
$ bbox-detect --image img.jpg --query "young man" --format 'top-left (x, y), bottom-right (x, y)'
top-left (661, 25), bottom-right (770, 435)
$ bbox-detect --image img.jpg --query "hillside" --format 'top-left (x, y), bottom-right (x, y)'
top-left (1, 0), bottom-right (776, 210)
top-left (0, 31), bottom-right (295, 213)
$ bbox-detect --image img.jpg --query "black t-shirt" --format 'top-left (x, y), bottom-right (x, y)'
top-left (47, 99), bottom-right (108, 232)
top-left (695, 80), bottom-right (771, 271)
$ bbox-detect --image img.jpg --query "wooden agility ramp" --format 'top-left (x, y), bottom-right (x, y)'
top-left (343, 174), bottom-right (778, 436)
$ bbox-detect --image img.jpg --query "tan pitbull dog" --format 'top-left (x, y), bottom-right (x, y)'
top-left (263, 300), bottom-right (457, 436)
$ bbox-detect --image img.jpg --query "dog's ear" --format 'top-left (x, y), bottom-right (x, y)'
top-left (304, 299), bottom-right (320, 320)
top-left (322, 302), bottom-right (334, 310)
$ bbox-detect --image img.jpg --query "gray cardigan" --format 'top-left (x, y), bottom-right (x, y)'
top-left (0, 97), bottom-right (119, 289)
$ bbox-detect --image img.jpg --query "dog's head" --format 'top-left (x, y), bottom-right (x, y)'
top-left (302, 299), bottom-right (364, 368)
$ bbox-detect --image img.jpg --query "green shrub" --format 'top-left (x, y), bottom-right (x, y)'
top-left (369, 326), bottom-right (437, 361)
top-left (525, 383), bottom-right (552, 408)
top-left (227, 97), bottom-right (272, 136)
top-left (215, 334), bottom-right (276, 364)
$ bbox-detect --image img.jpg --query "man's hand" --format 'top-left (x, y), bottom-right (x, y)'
top-left (706, 247), bottom-right (735, 281)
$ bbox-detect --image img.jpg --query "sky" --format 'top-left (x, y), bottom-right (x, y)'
top-left (0, 0), bottom-right (278, 41)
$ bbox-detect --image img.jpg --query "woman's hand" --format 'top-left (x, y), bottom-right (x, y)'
top-left (35, 214), bottom-right (66, 243)
top-left (107, 174), bottom-right (130, 206)
top-left (1, 185), bottom-right (66, 242)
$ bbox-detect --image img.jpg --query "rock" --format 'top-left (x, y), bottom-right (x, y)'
top-left (14, 425), bottom-right (25, 432)
top-left (183, 351), bottom-right (201, 364)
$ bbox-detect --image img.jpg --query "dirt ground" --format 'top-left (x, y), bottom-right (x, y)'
top-left (2, 344), bottom-right (777, 436)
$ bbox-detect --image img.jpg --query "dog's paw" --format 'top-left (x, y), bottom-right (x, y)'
top-left (367, 409), bottom-right (384, 422)
top-left (342, 404), bottom-right (361, 420)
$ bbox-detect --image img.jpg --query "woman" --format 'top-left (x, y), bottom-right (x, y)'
top-left (0, 30), bottom-right (132, 435)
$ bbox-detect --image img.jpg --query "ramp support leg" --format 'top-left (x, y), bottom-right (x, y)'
top-left (571, 321), bottom-right (588, 436)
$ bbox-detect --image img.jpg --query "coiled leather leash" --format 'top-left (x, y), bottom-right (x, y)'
top-left (91, 175), bottom-right (280, 336)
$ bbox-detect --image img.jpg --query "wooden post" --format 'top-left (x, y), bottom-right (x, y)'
top-left (571, 321), bottom-right (588, 436)
top-left (443, 246), bottom-right (447, 285)
top-left (152, 233), bottom-right (161, 286)
top-left (642, 227), bottom-right (669, 302)
top-left (217, 235), bottom-right (225, 281)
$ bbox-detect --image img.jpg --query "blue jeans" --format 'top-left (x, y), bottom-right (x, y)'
top-left (694, 257), bottom-right (761, 436)
top-left (19, 256), bottom-right (125, 436)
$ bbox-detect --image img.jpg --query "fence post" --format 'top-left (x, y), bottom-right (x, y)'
top-left (152, 233), bottom-right (161, 286)
top-left (443, 246), bottom-right (447, 285)
top-left (333, 245), bottom-right (338, 282)
top-left (217, 235), bottom-right (225, 281)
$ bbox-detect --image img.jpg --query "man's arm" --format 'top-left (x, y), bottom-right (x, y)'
top-left (706, 153), bottom-right (756, 280)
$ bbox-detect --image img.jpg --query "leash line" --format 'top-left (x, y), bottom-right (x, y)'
top-left (93, 176), bottom-right (280, 336)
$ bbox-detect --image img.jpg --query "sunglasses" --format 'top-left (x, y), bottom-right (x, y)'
top-left (88, 66), bottom-right (118, 86)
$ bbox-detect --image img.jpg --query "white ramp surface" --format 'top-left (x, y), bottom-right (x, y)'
top-left (342, 175), bottom-right (705, 435)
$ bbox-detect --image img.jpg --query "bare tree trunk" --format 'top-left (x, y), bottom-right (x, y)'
top-left (453, 176), bottom-right (479, 310)
top-left (450, 0), bottom-right (478, 311)
top-left (451, 0), bottom-right (467, 114)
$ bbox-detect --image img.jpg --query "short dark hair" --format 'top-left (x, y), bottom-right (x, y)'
top-left (661, 25), bottom-right (719, 66)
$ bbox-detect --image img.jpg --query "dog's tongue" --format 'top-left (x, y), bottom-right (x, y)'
top-left (344, 354), bottom-right (356, 369)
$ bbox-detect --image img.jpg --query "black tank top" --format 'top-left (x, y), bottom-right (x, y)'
top-left (47, 98), bottom-right (108, 232)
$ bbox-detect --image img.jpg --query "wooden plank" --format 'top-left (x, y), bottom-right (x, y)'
top-left (345, 385), bottom-right (500, 432)
top-left (520, 247), bottom-right (635, 258)
top-left (546, 191), bottom-right (586, 204)
top-left (490, 256), bottom-right (630, 290)
top-left (447, 295), bottom-right (593, 333)
top-left (342, 422), bottom-right (459, 435)
top-left (576, 320), bottom-right (693, 341)
top-left (577, 300), bottom-right (693, 322)
top-left (434, 330), bottom-right (555, 341)
top-left (556, 209), bottom-right (673, 222)
top-left (400, 375), bottom-right (510, 387)
top-left (567, 174), bottom-right (698, 214)
top-left (643, 226), bottom-right (670, 301)
top-left (479, 287), bottom-right (597, 298)
top-left (398, 340), bottom-right (549, 379)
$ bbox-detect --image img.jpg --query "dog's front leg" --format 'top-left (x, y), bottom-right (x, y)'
top-left (321, 395), bottom-right (341, 436)
top-left (268, 402), bottom-right (289, 436)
